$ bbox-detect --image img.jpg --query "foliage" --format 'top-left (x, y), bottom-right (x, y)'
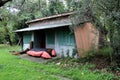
top-left (98, 47), bottom-right (113, 57)
top-left (0, 7), bottom-right (17, 45)
top-left (0, 0), bottom-right (70, 45)
top-left (83, 47), bottom-right (113, 62)
top-left (71, 0), bottom-right (120, 58)
top-left (88, 47), bottom-right (113, 56)
top-left (0, 0), bottom-right (12, 7)
top-left (72, 48), bottom-right (78, 58)
top-left (91, 0), bottom-right (120, 56)
top-left (66, 0), bottom-right (82, 12)
top-left (0, 0), bottom-right (83, 45)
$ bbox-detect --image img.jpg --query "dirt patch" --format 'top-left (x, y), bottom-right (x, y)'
top-left (90, 55), bottom-right (110, 69)
top-left (18, 54), bottom-right (54, 63)
top-left (86, 55), bottom-right (120, 77)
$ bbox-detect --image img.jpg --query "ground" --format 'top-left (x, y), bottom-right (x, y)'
top-left (0, 45), bottom-right (120, 80)
top-left (18, 53), bottom-right (120, 79)
top-left (19, 54), bottom-right (48, 63)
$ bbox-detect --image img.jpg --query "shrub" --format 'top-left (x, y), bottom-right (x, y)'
top-left (98, 47), bottom-right (113, 57)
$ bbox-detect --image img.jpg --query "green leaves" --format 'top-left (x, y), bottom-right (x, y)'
top-left (71, 0), bottom-right (120, 57)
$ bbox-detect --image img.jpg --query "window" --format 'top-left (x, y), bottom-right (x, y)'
top-left (58, 30), bottom-right (75, 46)
top-left (46, 30), bottom-right (55, 44)
top-left (23, 33), bottom-right (32, 44)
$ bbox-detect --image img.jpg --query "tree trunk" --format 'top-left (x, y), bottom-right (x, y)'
top-left (5, 34), bottom-right (12, 46)
top-left (4, 26), bottom-right (12, 46)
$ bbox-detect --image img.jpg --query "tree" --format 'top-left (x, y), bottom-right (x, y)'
top-left (72, 0), bottom-right (120, 58)
top-left (0, 0), bottom-right (12, 7)
top-left (0, 0), bottom-right (39, 45)
top-left (0, 7), bottom-right (17, 45)
top-left (66, 0), bottom-right (82, 12)
top-left (48, 0), bottom-right (66, 15)
top-left (92, 0), bottom-right (120, 55)
top-left (0, 0), bottom-right (12, 20)
top-left (0, 0), bottom-right (82, 45)
top-left (0, 0), bottom-right (49, 44)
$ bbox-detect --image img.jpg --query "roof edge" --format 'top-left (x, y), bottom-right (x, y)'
top-left (26, 12), bottom-right (74, 24)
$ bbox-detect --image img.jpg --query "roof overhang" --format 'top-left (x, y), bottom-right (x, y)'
top-left (15, 12), bottom-right (74, 33)
top-left (15, 22), bottom-right (72, 32)
top-left (26, 12), bottom-right (74, 24)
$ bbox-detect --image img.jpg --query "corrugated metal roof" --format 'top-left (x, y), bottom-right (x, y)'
top-left (15, 22), bottom-right (72, 32)
top-left (26, 12), bottom-right (74, 24)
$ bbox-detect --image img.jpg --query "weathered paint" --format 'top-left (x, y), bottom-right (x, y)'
top-left (26, 12), bottom-right (73, 24)
top-left (28, 17), bottom-right (71, 28)
top-left (46, 27), bottom-right (76, 57)
top-left (56, 30), bottom-right (76, 57)
top-left (74, 22), bottom-right (99, 57)
top-left (46, 30), bottom-right (55, 45)
top-left (46, 30), bottom-right (55, 49)
top-left (16, 12), bottom-right (100, 58)
top-left (23, 32), bottom-right (32, 50)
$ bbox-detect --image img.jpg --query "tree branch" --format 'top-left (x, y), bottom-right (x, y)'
top-left (0, 0), bottom-right (12, 7)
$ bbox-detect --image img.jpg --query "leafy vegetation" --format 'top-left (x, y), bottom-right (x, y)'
top-left (70, 0), bottom-right (120, 68)
top-left (0, 45), bottom-right (119, 80)
top-left (0, 0), bottom-right (11, 7)
top-left (0, 0), bottom-right (120, 79)
top-left (0, 0), bottom-right (73, 45)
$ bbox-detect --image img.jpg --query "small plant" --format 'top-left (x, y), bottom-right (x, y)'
top-left (98, 47), bottom-right (113, 57)
top-left (66, 49), bottom-right (70, 57)
top-left (72, 48), bottom-right (78, 58)
top-left (83, 46), bottom-right (113, 61)
top-left (60, 49), bottom-right (65, 58)
top-left (83, 49), bottom-right (97, 61)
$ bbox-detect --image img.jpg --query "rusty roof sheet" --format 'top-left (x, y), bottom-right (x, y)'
top-left (26, 12), bottom-right (74, 24)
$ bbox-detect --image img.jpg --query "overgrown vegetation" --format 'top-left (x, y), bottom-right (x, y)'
top-left (0, 0), bottom-right (81, 45)
top-left (71, 0), bottom-right (120, 68)
top-left (0, 45), bottom-right (119, 80)
top-left (0, 0), bottom-right (120, 79)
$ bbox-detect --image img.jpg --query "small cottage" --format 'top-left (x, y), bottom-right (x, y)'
top-left (15, 12), bottom-right (99, 58)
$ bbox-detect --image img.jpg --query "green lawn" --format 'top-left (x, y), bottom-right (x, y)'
top-left (0, 45), bottom-right (119, 80)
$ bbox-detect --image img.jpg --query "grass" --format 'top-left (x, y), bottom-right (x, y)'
top-left (0, 44), bottom-right (119, 80)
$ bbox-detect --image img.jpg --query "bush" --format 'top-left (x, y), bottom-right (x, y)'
top-left (98, 47), bottom-right (113, 57)
top-left (84, 47), bottom-right (113, 60)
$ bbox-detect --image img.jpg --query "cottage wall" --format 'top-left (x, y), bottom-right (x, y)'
top-left (22, 27), bottom-right (77, 58)
top-left (46, 27), bottom-right (77, 58)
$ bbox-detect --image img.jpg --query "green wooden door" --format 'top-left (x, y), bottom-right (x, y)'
top-left (46, 30), bottom-right (55, 45)
top-left (23, 32), bottom-right (32, 50)
top-left (23, 33), bottom-right (32, 44)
